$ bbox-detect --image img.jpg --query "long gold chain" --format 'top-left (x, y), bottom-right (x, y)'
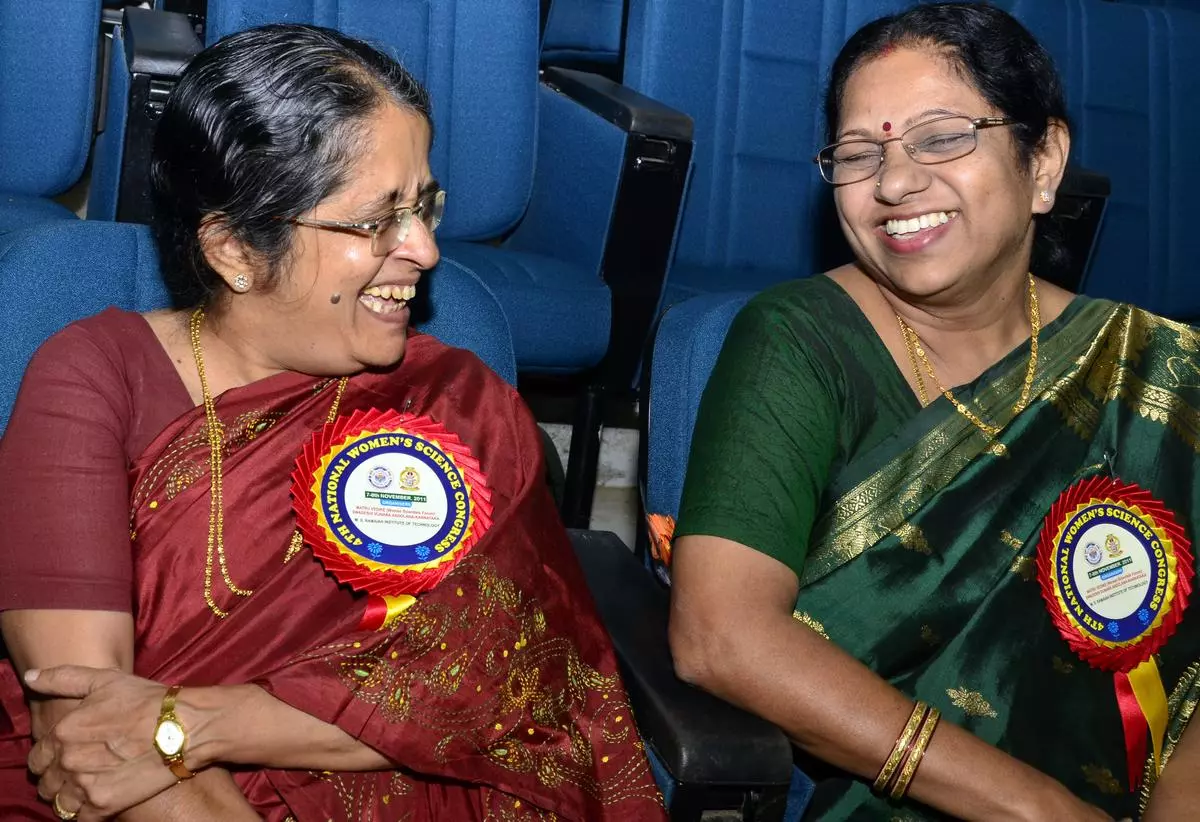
top-left (896, 273), bottom-right (1040, 442)
top-left (189, 308), bottom-right (347, 617)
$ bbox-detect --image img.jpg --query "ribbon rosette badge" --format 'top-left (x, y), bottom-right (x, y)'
top-left (290, 408), bottom-right (493, 599)
top-left (1037, 476), bottom-right (1193, 792)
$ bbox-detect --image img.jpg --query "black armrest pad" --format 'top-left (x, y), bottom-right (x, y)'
top-left (568, 529), bottom-right (794, 786)
top-left (542, 67), bottom-right (693, 141)
top-left (123, 6), bottom-right (203, 77)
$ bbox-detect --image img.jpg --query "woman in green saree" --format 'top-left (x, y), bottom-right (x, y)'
top-left (667, 4), bottom-right (1200, 821)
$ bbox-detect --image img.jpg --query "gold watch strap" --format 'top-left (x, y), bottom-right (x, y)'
top-left (158, 685), bottom-right (195, 781)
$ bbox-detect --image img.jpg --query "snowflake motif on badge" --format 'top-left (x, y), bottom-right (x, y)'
top-left (1138, 608), bottom-right (1152, 625)
top-left (1107, 621), bottom-right (1121, 637)
top-left (367, 541), bottom-right (383, 558)
top-left (415, 545), bottom-right (431, 560)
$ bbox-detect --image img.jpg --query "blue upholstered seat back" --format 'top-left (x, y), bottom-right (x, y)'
top-left (203, 0), bottom-right (538, 243)
top-left (646, 292), bottom-right (753, 518)
top-left (627, 0), bottom-right (1200, 318)
top-left (623, 0), bottom-right (916, 300)
top-left (0, 1), bottom-right (100, 199)
top-left (542, 0), bottom-right (626, 66)
top-left (0, 222), bottom-right (518, 432)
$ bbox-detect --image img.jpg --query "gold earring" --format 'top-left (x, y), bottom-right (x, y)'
top-left (1040, 190), bottom-right (1052, 204)
top-left (232, 273), bottom-right (251, 293)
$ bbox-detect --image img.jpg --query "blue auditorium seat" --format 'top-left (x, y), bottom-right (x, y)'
top-left (541, 0), bottom-right (626, 72)
top-left (0, 1), bottom-right (101, 233)
top-left (637, 290), bottom-right (808, 819)
top-left (622, 0), bottom-right (919, 308)
top-left (0, 222), bottom-right (517, 432)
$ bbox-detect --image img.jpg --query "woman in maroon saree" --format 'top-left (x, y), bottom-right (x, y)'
top-left (0, 23), bottom-right (664, 822)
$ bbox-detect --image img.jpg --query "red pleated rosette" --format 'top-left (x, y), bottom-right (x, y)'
top-left (1037, 475), bottom-right (1193, 789)
top-left (1037, 476), bottom-right (1192, 671)
top-left (290, 408), bottom-right (492, 597)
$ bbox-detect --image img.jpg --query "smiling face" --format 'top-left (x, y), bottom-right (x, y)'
top-left (832, 46), bottom-right (1052, 302)
top-left (218, 103), bottom-right (439, 376)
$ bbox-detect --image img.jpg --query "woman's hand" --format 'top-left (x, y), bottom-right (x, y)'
top-left (25, 665), bottom-right (179, 820)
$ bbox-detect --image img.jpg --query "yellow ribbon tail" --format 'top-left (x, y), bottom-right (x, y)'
top-left (1127, 656), bottom-right (1169, 776)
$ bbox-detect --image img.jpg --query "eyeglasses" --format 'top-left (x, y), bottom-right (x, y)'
top-left (290, 188), bottom-right (446, 256)
top-left (814, 116), bottom-right (1016, 186)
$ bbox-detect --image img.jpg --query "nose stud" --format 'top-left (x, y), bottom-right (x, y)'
top-left (330, 292), bottom-right (341, 304)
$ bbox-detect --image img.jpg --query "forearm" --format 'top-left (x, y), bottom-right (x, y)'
top-left (118, 767), bottom-right (260, 822)
top-left (181, 684), bottom-right (393, 772)
top-left (672, 606), bottom-right (1072, 821)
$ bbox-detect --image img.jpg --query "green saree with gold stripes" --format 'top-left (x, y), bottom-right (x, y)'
top-left (677, 279), bottom-right (1200, 820)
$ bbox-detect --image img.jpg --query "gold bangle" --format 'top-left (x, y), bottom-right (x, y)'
top-left (872, 702), bottom-right (929, 794)
top-left (890, 706), bottom-right (941, 800)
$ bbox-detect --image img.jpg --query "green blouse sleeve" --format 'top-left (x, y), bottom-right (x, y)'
top-left (675, 290), bottom-right (841, 579)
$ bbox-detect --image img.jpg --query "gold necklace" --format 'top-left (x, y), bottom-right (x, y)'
top-left (189, 308), bottom-right (347, 618)
top-left (896, 273), bottom-right (1040, 445)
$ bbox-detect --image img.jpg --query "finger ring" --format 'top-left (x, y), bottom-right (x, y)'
top-left (52, 793), bottom-right (79, 821)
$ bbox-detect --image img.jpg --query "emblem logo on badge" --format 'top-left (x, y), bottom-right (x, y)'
top-left (368, 465), bottom-right (393, 489)
top-left (1084, 541), bottom-right (1103, 566)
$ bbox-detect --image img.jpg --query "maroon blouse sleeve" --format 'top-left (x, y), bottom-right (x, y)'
top-left (0, 319), bottom-right (143, 611)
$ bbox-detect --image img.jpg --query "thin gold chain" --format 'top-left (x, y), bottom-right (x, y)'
top-left (896, 273), bottom-right (1040, 441)
top-left (189, 308), bottom-right (347, 617)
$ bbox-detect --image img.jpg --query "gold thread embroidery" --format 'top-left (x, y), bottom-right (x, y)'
top-left (792, 611), bottom-right (830, 640)
top-left (999, 530), bottom-right (1024, 551)
top-left (1081, 764), bottom-right (1123, 796)
top-left (1139, 661), bottom-right (1200, 814)
top-left (946, 687), bottom-right (998, 719)
top-left (1052, 656), bottom-right (1075, 675)
top-left (895, 522), bottom-right (931, 555)
top-left (1010, 556), bottom-right (1037, 582)
top-left (802, 301), bottom-right (1115, 587)
top-left (300, 554), bottom-right (660, 810)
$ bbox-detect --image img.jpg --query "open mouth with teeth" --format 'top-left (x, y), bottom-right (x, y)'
top-left (884, 210), bottom-right (958, 239)
top-left (359, 283), bottom-right (417, 315)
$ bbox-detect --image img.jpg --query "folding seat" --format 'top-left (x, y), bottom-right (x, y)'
top-left (541, 0), bottom-right (627, 76)
top-left (0, 221), bottom-right (516, 431)
top-left (0, 1), bottom-right (102, 233)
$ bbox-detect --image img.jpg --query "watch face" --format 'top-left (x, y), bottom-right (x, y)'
top-left (154, 719), bottom-right (186, 757)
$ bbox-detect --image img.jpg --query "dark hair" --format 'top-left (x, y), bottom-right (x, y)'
top-left (824, 3), bottom-right (1071, 275)
top-left (150, 24), bottom-right (433, 308)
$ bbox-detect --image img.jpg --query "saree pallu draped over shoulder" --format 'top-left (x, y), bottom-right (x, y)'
top-left (795, 302), bottom-right (1200, 821)
top-left (120, 336), bottom-right (664, 821)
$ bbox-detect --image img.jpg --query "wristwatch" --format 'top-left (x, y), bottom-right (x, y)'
top-left (153, 685), bottom-right (195, 780)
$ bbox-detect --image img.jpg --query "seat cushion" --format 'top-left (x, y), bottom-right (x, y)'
top-left (0, 194), bottom-right (78, 235)
top-left (438, 241), bottom-right (611, 373)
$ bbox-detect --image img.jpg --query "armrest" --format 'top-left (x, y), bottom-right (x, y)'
top-left (122, 6), bottom-right (203, 79)
top-left (540, 67), bottom-right (693, 141)
top-left (567, 529), bottom-right (795, 787)
top-left (88, 7), bottom-right (202, 224)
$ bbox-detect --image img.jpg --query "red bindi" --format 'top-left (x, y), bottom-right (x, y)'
top-left (882, 121), bottom-right (892, 133)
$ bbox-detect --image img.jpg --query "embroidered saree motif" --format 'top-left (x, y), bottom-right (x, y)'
top-left (299, 554), bottom-right (656, 807)
top-left (945, 687), bottom-right (998, 719)
top-left (793, 611), bottom-right (831, 640)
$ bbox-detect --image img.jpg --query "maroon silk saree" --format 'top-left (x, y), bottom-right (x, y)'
top-left (1, 334), bottom-right (665, 821)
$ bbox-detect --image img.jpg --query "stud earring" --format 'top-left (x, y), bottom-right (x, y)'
top-left (232, 273), bottom-right (251, 293)
top-left (1040, 190), bottom-right (1052, 204)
